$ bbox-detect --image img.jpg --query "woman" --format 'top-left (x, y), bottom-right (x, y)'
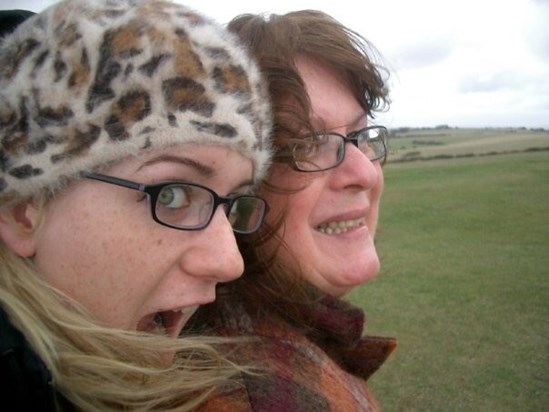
top-left (0, 0), bottom-right (271, 410)
top-left (191, 10), bottom-right (396, 411)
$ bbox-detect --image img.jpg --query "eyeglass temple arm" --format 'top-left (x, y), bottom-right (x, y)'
top-left (82, 172), bottom-right (146, 192)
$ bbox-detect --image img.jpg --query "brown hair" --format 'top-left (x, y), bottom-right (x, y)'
top-left (194, 10), bottom-right (390, 328)
top-left (228, 10), bottom-right (389, 156)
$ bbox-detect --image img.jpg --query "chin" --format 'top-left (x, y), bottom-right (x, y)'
top-left (328, 286), bottom-right (353, 298)
top-left (337, 260), bottom-right (380, 293)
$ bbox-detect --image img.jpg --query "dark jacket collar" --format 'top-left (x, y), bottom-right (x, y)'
top-left (299, 294), bottom-right (397, 381)
top-left (0, 305), bottom-right (58, 410)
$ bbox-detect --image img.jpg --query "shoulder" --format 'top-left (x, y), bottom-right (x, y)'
top-left (306, 296), bottom-right (397, 381)
top-left (0, 306), bottom-right (57, 410)
top-left (196, 383), bottom-right (253, 412)
top-left (201, 294), bottom-right (397, 410)
top-left (203, 312), bottom-right (379, 411)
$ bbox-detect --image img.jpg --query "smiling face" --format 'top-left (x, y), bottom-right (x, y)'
top-left (26, 144), bottom-right (253, 336)
top-left (263, 57), bottom-right (384, 297)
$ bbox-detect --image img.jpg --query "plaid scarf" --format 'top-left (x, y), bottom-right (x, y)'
top-left (197, 295), bottom-right (396, 411)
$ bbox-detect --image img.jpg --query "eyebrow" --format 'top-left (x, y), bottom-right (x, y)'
top-left (311, 111), bottom-right (368, 133)
top-left (137, 154), bottom-right (254, 192)
top-left (138, 155), bottom-right (215, 177)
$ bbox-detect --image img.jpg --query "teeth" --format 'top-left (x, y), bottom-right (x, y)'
top-left (316, 218), bottom-right (365, 235)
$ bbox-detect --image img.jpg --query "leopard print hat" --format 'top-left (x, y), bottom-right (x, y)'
top-left (0, 0), bottom-right (272, 207)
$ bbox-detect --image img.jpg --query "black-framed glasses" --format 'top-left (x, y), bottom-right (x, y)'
top-left (291, 125), bottom-right (388, 172)
top-left (83, 172), bottom-right (267, 234)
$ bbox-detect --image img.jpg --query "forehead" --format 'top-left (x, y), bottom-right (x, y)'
top-left (296, 57), bottom-right (365, 130)
top-left (105, 144), bottom-right (253, 180)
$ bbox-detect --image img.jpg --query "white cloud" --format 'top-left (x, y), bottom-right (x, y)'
top-left (4, 0), bottom-right (549, 128)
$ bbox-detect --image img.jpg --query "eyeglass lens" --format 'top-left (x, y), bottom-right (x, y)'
top-left (228, 196), bottom-right (266, 233)
top-left (154, 184), bottom-right (265, 233)
top-left (154, 184), bottom-right (209, 229)
top-left (293, 126), bottom-right (387, 171)
top-left (355, 127), bottom-right (387, 161)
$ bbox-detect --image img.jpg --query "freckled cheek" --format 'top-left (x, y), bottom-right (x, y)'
top-left (49, 230), bottom-right (162, 329)
top-left (73, 241), bottom-right (163, 329)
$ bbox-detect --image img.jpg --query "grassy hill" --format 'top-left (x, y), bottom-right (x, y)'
top-left (349, 150), bottom-right (548, 411)
top-left (387, 127), bottom-right (549, 162)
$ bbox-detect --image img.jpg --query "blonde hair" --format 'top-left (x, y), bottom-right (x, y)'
top-left (0, 214), bottom-right (244, 411)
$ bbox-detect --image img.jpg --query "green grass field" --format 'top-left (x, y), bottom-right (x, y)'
top-left (348, 130), bottom-right (548, 411)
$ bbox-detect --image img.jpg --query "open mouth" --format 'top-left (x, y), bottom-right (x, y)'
top-left (137, 307), bottom-right (198, 337)
top-left (315, 218), bottom-right (366, 235)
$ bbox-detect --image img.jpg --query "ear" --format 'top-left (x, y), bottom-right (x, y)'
top-left (0, 200), bottom-right (41, 257)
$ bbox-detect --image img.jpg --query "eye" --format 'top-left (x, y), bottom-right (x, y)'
top-left (157, 185), bottom-right (191, 209)
top-left (293, 134), bottom-right (329, 158)
top-left (294, 140), bottom-right (316, 158)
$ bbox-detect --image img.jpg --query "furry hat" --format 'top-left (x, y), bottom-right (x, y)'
top-left (0, 0), bottom-right (272, 207)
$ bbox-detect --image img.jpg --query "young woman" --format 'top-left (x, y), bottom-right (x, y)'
top-left (0, 0), bottom-right (271, 410)
top-left (191, 10), bottom-right (396, 411)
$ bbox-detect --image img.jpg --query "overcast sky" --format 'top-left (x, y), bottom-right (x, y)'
top-left (5, 0), bottom-right (549, 129)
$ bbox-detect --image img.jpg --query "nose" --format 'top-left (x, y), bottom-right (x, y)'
top-left (181, 207), bottom-right (244, 283)
top-left (330, 141), bottom-right (381, 190)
